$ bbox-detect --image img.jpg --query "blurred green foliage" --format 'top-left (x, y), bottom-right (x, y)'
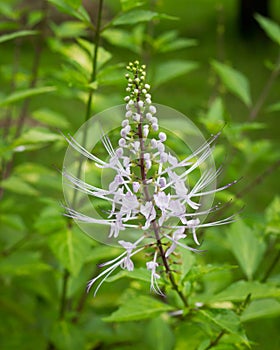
top-left (0, 0), bottom-right (280, 349)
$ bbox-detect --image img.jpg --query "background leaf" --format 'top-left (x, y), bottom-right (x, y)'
top-left (0, 86), bottom-right (56, 106)
top-left (103, 295), bottom-right (173, 322)
top-left (153, 60), bottom-right (198, 86)
top-left (48, 229), bottom-right (92, 276)
top-left (211, 60), bottom-right (252, 106)
top-left (226, 220), bottom-right (266, 280)
top-left (255, 14), bottom-right (280, 46)
top-left (241, 299), bottom-right (280, 322)
top-left (0, 30), bottom-right (39, 43)
top-left (145, 317), bottom-right (175, 350)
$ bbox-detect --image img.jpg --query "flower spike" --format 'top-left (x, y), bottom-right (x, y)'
top-left (64, 60), bottom-right (237, 296)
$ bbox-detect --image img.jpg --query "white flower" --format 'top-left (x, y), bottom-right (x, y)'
top-left (86, 236), bottom-right (145, 295)
top-left (64, 60), bottom-right (237, 296)
top-left (146, 252), bottom-right (164, 296)
top-left (165, 227), bottom-right (186, 257)
top-left (140, 201), bottom-right (156, 230)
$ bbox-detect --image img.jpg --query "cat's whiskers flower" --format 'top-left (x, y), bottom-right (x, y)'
top-left (64, 60), bottom-right (236, 296)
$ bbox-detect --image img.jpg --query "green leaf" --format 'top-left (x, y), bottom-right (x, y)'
top-left (211, 60), bottom-right (251, 106)
top-left (0, 3), bottom-right (20, 20)
top-left (97, 63), bottom-right (126, 86)
top-left (255, 14), bottom-right (280, 46)
top-left (153, 60), bottom-right (199, 87)
top-left (199, 309), bottom-right (249, 345)
top-left (48, 0), bottom-right (91, 25)
top-left (48, 229), bottom-right (91, 276)
top-left (0, 86), bottom-right (56, 107)
top-left (200, 97), bottom-right (225, 133)
top-left (0, 29), bottom-right (39, 43)
top-left (34, 201), bottom-right (67, 235)
top-left (103, 295), bottom-right (173, 322)
top-left (266, 101), bottom-right (280, 112)
top-left (178, 246), bottom-right (195, 283)
top-left (13, 127), bottom-right (62, 146)
top-left (50, 320), bottom-right (86, 350)
top-left (0, 252), bottom-right (51, 276)
top-left (27, 10), bottom-right (44, 27)
top-left (0, 214), bottom-right (26, 231)
top-left (186, 264), bottom-right (237, 283)
top-left (227, 220), bottom-right (266, 280)
top-left (153, 30), bottom-right (197, 53)
top-left (241, 299), bottom-right (280, 322)
top-left (112, 9), bottom-right (176, 26)
top-left (196, 280), bottom-right (280, 303)
top-left (120, 0), bottom-right (145, 12)
top-left (50, 21), bottom-right (87, 38)
top-left (76, 39), bottom-right (112, 69)
top-left (106, 267), bottom-right (151, 283)
top-left (1, 176), bottom-right (39, 196)
top-left (145, 317), bottom-right (175, 350)
top-left (32, 108), bottom-right (70, 129)
top-left (102, 26), bottom-right (144, 54)
top-left (265, 196), bottom-right (280, 235)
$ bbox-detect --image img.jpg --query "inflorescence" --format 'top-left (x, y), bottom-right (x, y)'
top-left (64, 60), bottom-right (236, 296)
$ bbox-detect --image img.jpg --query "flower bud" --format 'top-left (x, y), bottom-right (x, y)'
top-left (159, 132), bottom-right (167, 142)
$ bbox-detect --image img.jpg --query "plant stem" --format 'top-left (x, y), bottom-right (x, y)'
top-left (249, 52), bottom-right (280, 120)
top-left (204, 330), bottom-right (226, 350)
top-left (85, 0), bottom-right (103, 123)
top-left (236, 159), bottom-right (280, 199)
top-left (65, 0), bottom-right (104, 326)
top-left (135, 74), bottom-right (188, 308)
top-left (261, 249), bottom-right (280, 283)
top-left (71, 0), bottom-right (103, 209)
top-left (59, 269), bottom-right (70, 320)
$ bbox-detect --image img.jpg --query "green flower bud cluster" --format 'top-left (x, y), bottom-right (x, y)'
top-left (125, 60), bottom-right (150, 101)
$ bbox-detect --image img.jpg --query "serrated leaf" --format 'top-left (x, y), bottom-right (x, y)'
top-left (103, 295), bottom-right (173, 322)
top-left (186, 264), bottom-right (237, 283)
top-left (241, 299), bottom-right (280, 322)
top-left (0, 29), bottom-right (39, 43)
top-left (153, 60), bottom-right (198, 86)
top-left (255, 14), bottom-right (280, 46)
top-left (227, 220), bottom-right (266, 280)
top-left (145, 317), bottom-right (175, 350)
top-left (48, 229), bottom-right (91, 276)
top-left (212, 60), bottom-right (251, 106)
top-left (1, 176), bottom-right (39, 196)
top-left (199, 309), bottom-right (249, 345)
top-left (0, 86), bottom-right (56, 106)
top-left (196, 280), bottom-right (280, 303)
